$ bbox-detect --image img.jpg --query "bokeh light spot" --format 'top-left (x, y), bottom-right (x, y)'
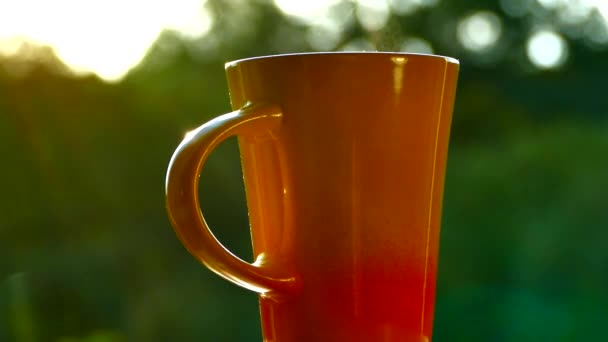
top-left (273, 0), bottom-right (341, 24)
top-left (526, 30), bottom-right (568, 69)
top-left (340, 38), bottom-right (376, 51)
top-left (356, 0), bottom-right (391, 32)
top-left (558, 1), bottom-right (594, 25)
top-left (307, 22), bottom-right (343, 51)
top-left (388, 0), bottom-right (439, 16)
top-left (586, 16), bottom-right (608, 45)
top-left (457, 11), bottom-right (502, 52)
top-left (400, 37), bottom-right (434, 54)
top-left (536, 0), bottom-right (566, 10)
top-left (597, 2), bottom-right (608, 25)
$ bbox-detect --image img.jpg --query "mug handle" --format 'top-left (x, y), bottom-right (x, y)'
top-left (165, 104), bottom-right (299, 296)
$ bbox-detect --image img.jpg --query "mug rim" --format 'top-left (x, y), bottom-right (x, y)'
top-left (225, 51), bottom-right (459, 69)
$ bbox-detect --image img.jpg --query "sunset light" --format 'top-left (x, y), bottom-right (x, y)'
top-left (0, 0), bottom-right (212, 82)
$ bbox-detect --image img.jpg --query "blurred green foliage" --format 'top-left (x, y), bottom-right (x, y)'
top-left (1, 0), bottom-right (607, 341)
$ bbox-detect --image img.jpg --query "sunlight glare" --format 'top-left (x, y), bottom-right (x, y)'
top-left (0, 0), bottom-right (212, 82)
top-left (526, 29), bottom-right (568, 69)
top-left (0, 37), bottom-right (24, 56)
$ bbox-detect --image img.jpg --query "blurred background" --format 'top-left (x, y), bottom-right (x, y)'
top-left (1, 0), bottom-right (607, 341)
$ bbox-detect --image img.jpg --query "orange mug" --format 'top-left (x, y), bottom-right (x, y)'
top-left (166, 52), bottom-right (459, 341)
